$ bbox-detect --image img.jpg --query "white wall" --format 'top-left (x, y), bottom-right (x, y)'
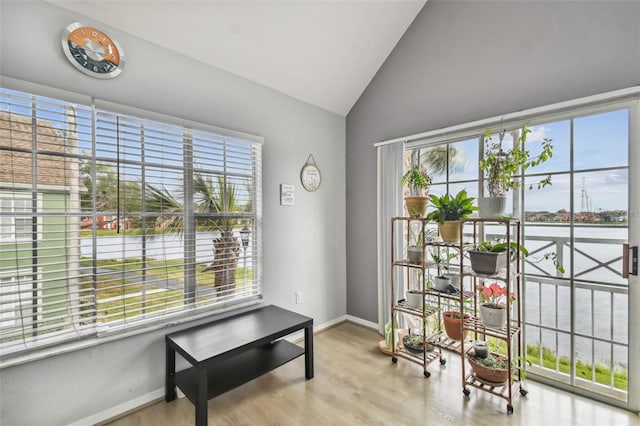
top-left (0, 1), bottom-right (346, 425)
top-left (346, 0), bottom-right (640, 322)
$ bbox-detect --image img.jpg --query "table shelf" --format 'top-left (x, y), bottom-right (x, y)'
top-left (175, 340), bottom-right (305, 403)
top-left (166, 305), bottom-right (313, 426)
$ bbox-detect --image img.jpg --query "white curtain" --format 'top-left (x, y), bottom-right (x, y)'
top-left (376, 141), bottom-right (404, 333)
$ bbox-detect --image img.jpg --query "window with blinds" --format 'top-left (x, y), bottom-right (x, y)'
top-left (0, 87), bottom-right (262, 359)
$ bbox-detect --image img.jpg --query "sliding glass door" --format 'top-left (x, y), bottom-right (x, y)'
top-left (405, 98), bottom-right (639, 411)
top-left (521, 105), bottom-right (637, 410)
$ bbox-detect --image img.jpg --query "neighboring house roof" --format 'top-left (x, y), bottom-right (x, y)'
top-left (0, 112), bottom-right (73, 189)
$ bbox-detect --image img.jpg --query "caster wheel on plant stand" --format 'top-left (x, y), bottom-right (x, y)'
top-left (463, 388), bottom-right (470, 397)
top-left (391, 357), bottom-right (397, 364)
top-left (423, 370), bottom-right (431, 378)
top-left (519, 388), bottom-right (528, 397)
top-left (439, 357), bottom-right (446, 365)
top-left (507, 404), bottom-right (514, 414)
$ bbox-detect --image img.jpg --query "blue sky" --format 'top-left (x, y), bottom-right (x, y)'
top-left (425, 108), bottom-right (629, 213)
top-left (525, 109), bottom-right (628, 212)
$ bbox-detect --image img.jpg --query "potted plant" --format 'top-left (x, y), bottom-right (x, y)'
top-left (402, 333), bottom-right (435, 355)
top-left (468, 240), bottom-right (528, 275)
top-left (407, 245), bottom-right (424, 265)
top-left (473, 340), bottom-right (489, 358)
top-left (442, 298), bottom-right (471, 341)
top-left (406, 289), bottom-right (424, 310)
top-left (479, 125), bottom-right (554, 218)
top-left (407, 227), bottom-right (437, 264)
top-left (430, 246), bottom-right (458, 291)
top-left (401, 165), bottom-right (432, 217)
top-left (467, 351), bottom-right (510, 384)
top-left (476, 282), bottom-right (515, 329)
top-left (442, 310), bottom-right (470, 341)
top-left (469, 239), bottom-right (565, 275)
top-left (426, 189), bottom-right (477, 242)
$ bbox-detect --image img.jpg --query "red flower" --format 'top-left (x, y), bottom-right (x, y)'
top-left (477, 282), bottom-right (513, 307)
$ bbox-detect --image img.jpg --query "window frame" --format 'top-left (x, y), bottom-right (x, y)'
top-left (0, 192), bottom-right (42, 242)
top-left (0, 85), bottom-right (264, 364)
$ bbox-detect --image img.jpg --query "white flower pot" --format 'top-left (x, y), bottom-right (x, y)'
top-left (407, 246), bottom-right (423, 264)
top-left (478, 196), bottom-right (506, 218)
top-left (406, 291), bottom-right (424, 309)
top-left (433, 275), bottom-right (451, 291)
top-left (480, 303), bottom-right (506, 329)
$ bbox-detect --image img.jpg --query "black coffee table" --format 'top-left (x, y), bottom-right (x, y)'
top-left (165, 305), bottom-right (314, 426)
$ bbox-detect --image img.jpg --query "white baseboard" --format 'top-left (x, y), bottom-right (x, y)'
top-left (69, 388), bottom-right (165, 426)
top-left (345, 315), bottom-right (378, 331)
top-left (284, 314), bottom-right (378, 342)
top-left (72, 314), bottom-right (378, 425)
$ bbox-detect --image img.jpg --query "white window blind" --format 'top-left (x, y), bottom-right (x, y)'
top-left (0, 87), bottom-right (263, 359)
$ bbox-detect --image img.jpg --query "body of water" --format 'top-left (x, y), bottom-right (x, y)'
top-left (518, 225), bottom-right (627, 368)
top-left (81, 231), bottom-right (253, 265)
top-left (84, 225), bottom-right (628, 367)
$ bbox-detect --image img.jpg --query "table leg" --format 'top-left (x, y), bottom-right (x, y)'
top-left (195, 365), bottom-right (208, 426)
top-left (165, 343), bottom-right (176, 402)
top-left (304, 324), bottom-right (314, 379)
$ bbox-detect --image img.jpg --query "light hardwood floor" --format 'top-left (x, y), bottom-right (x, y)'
top-left (105, 322), bottom-right (640, 426)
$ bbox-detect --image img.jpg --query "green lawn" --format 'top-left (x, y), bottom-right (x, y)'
top-left (526, 344), bottom-right (627, 390)
top-left (77, 257), bottom-right (253, 322)
top-left (79, 274), bottom-right (183, 322)
top-left (82, 257), bottom-right (253, 289)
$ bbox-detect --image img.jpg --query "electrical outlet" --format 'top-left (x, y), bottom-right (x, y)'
top-left (295, 291), bottom-right (302, 304)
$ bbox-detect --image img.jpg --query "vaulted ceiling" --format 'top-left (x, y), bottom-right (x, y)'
top-left (46, 0), bottom-right (426, 116)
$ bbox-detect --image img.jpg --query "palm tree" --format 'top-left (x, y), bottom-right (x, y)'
top-left (421, 145), bottom-right (466, 177)
top-left (146, 174), bottom-right (246, 295)
top-left (144, 183), bottom-right (184, 232)
top-left (193, 175), bottom-right (241, 293)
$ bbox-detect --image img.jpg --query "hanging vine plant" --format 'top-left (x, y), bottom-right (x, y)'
top-left (480, 125), bottom-right (555, 197)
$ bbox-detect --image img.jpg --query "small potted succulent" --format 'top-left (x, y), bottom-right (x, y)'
top-left (467, 350), bottom-right (510, 384)
top-left (401, 165), bottom-right (432, 217)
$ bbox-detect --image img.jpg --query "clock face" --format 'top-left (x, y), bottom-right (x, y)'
top-left (301, 164), bottom-right (321, 192)
top-left (62, 22), bottom-right (124, 79)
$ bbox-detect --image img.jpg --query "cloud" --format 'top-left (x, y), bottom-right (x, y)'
top-left (603, 169), bottom-right (628, 185)
top-left (527, 125), bottom-right (552, 143)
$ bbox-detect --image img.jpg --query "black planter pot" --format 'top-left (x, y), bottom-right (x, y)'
top-left (469, 250), bottom-right (507, 275)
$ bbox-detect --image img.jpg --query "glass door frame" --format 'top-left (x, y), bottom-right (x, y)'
top-left (627, 101), bottom-right (639, 412)
top-left (402, 89), bottom-right (640, 412)
top-left (516, 99), bottom-right (639, 412)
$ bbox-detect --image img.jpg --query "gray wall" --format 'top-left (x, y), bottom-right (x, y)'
top-left (346, 0), bottom-right (640, 322)
top-left (0, 1), bottom-right (346, 425)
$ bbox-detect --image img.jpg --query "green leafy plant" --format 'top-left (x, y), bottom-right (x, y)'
top-left (480, 125), bottom-right (554, 197)
top-left (430, 247), bottom-right (458, 273)
top-left (411, 227), bottom-right (438, 246)
top-left (476, 239), bottom-right (565, 274)
top-left (425, 189), bottom-right (477, 224)
top-left (469, 352), bottom-right (509, 369)
top-left (477, 240), bottom-right (529, 257)
top-left (517, 355), bottom-right (531, 381)
top-left (401, 165), bottom-right (432, 196)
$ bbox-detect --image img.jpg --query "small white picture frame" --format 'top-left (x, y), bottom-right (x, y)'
top-left (280, 184), bottom-right (294, 206)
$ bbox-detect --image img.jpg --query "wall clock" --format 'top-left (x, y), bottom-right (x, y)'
top-left (300, 154), bottom-right (321, 192)
top-left (61, 22), bottom-right (124, 79)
